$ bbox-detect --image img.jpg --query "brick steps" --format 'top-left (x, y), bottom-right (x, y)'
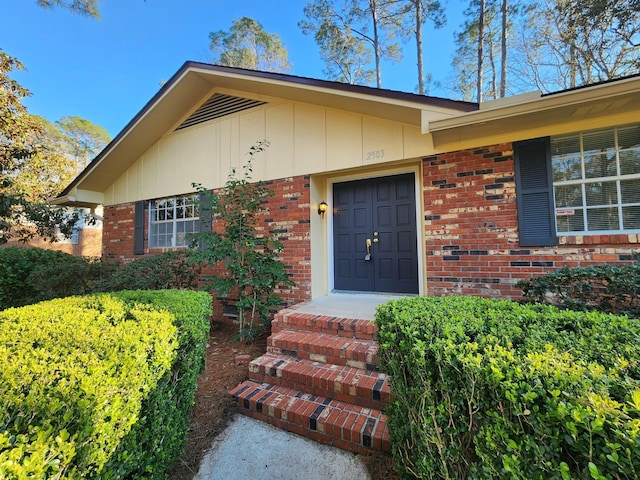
top-left (248, 352), bottom-right (390, 410)
top-left (230, 303), bottom-right (391, 454)
top-left (229, 380), bottom-right (390, 454)
top-left (272, 311), bottom-right (379, 339)
top-left (267, 330), bottom-right (379, 371)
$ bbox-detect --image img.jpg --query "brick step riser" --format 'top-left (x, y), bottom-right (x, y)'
top-left (267, 340), bottom-right (380, 372)
top-left (272, 312), bottom-right (378, 340)
top-left (267, 334), bottom-right (379, 371)
top-left (230, 380), bottom-right (391, 454)
top-left (248, 354), bottom-right (390, 411)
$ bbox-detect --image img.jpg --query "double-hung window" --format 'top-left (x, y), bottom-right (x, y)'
top-left (514, 123), bottom-right (640, 246)
top-left (551, 124), bottom-right (640, 234)
top-left (149, 195), bottom-right (199, 248)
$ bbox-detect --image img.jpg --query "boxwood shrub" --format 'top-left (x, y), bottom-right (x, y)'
top-left (102, 251), bottom-right (202, 292)
top-left (516, 264), bottom-right (640, 318)
top-left (376, 296), bottom-right (640, 480)
top-left (0, 290), bottom-right (211, 479)
top-left (0, 247), bottom-right (116, 310)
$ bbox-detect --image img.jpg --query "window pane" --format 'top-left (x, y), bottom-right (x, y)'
top-left (618, 125), bottom-right (640, 150)
top-left (551, 135), bottom-right (580, 156)
top-left (621, 178), bottom-right (640, 204)
top-left (552, 155), bottom-right (582, 181)
top-left (186, 219), bottom-right (197, 233)
top-left (554, 184), bottom-right (583, 208)
top-left (584, 152), bottom-right (616, 179)
top-left (587, 207), bottom-right (620, 231)
top-left (551, 135), bottom-right (582, 181)
top-left (585, 181), bottom-right (618, 206)
top-left (583, 129), bottom-right (615, 156)
top-left (623, 206), bottom-right (640, 229)
top-left (556, 209), bottom-right (584, 232)
top-left (620, 150), bottom-right (640, 176)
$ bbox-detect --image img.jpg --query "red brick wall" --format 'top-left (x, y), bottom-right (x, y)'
top-left (3, 227), bottom-right (102, 257)
top-left (103, 203), bottom-right (137, 262)
top-left (102, 175), bottom-right (312, 311)
top-left (422, 143), bottom-right (640, 299)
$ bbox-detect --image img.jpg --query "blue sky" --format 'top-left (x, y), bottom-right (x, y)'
top-left (4, 0), bottom-right (464, 138)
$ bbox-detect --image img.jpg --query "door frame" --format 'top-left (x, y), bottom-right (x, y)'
top-left (325, 165), bottom-right (424, 295)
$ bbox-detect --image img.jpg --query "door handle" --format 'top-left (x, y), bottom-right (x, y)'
top-left (365, 238), bottom-right (372, 260)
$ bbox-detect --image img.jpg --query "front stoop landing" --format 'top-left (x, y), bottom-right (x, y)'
top-left (229, 305), bottom-right (391, 454)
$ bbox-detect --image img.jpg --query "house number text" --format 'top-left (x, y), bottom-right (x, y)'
top-left (366, 149), bottom-right (385, 161)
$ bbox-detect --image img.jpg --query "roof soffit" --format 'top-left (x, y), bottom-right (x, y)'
top-left (427, 76), bottom-right (640, 150)
top-left (74, 71), bottom-right (216, 193)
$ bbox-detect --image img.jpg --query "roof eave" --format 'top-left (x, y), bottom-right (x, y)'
top-left (427, 75), bottom-right (640, 133)
top-left (54, 61), bottom-right (479, 203)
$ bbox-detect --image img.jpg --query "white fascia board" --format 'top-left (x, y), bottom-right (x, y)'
top-left (425, 78), bottom-right (640, 134)
top-left (49, 189), bottom-right (104, 208)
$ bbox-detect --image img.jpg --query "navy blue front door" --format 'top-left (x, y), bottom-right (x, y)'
top-left (333, 173), bottom-right (419, 294)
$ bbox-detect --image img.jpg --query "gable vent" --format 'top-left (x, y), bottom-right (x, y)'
top-left (175, 93), bottom-right (267, 131)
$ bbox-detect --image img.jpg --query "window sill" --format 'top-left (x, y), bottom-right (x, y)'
top-left (558, 233), bottom-right (640, 246)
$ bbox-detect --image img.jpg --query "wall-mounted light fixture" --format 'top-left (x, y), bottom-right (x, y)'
top-left (318, 201), bottom-right (328, 218)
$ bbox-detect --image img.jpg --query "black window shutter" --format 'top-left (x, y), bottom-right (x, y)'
top-left (198, 191), bottom-right (213, 251)
top-left (134, 200), bottom-right (145, 255)
top-left (514, 137), bottom-right (557, 246)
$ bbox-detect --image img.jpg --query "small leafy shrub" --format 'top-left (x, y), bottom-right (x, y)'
top-left (102, 250), bottom-right (202, 291)
top-left (0, 290), bottom-right (211, 479)
top-left (190, 141), bottom-right (294, 341)
top-left (516, 263), bottom-right (640, 317)
top-left (0, 247), bottom-right (116, 310)
top-left (376, 296), bottom-right (640, 480)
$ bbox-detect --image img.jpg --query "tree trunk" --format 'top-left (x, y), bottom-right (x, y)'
top-left (370, 0), bottom-right (382, 88)
top-left (477, 0), bottom-right (486, 102)
top-left (489, 35), bottom-right (497, 99)
top-left (415, 0), bottom-right (425, 95)
top-left (500, 0), bottom-right (507, 97)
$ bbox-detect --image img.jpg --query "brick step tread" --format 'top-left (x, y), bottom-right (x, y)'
top-left (267, 330), bottom-right (379, 370)
top-left (272, 311), bottom-right (378, 340)
top-left (249, 353), bottom-right (390, 410)
top-left (229, 380), bottom-right (390, 453)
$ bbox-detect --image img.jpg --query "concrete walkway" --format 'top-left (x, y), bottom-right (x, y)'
top-left (286, 292), bottom-right (407, 320)
top-left (194, 415), bottom-right (370, 480)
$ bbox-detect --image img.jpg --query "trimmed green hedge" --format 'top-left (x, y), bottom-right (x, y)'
top-left (0, 290), bottom-right (211, 479)
top-left (103, 251), bottom-right (202, 292)
top-left (376, 296), bottom-right (640, 480)
top-left (516, 264), bottom-right (640, 317)
top-left (0, 247), bottom-right (116, 310)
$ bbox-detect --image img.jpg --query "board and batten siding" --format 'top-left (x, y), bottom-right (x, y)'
top-left (104, 100), bottom-right (431, 206)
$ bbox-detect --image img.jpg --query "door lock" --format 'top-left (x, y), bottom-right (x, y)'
top-left (365, 238), bottom-right (372, 261)
top-left (373, 232), bottom-right (379, 243)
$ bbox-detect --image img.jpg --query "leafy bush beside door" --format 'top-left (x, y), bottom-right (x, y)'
top-left (190, 141), bottom-right (294, 341)
top-left (376, 296), bottom-right (640, 479)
